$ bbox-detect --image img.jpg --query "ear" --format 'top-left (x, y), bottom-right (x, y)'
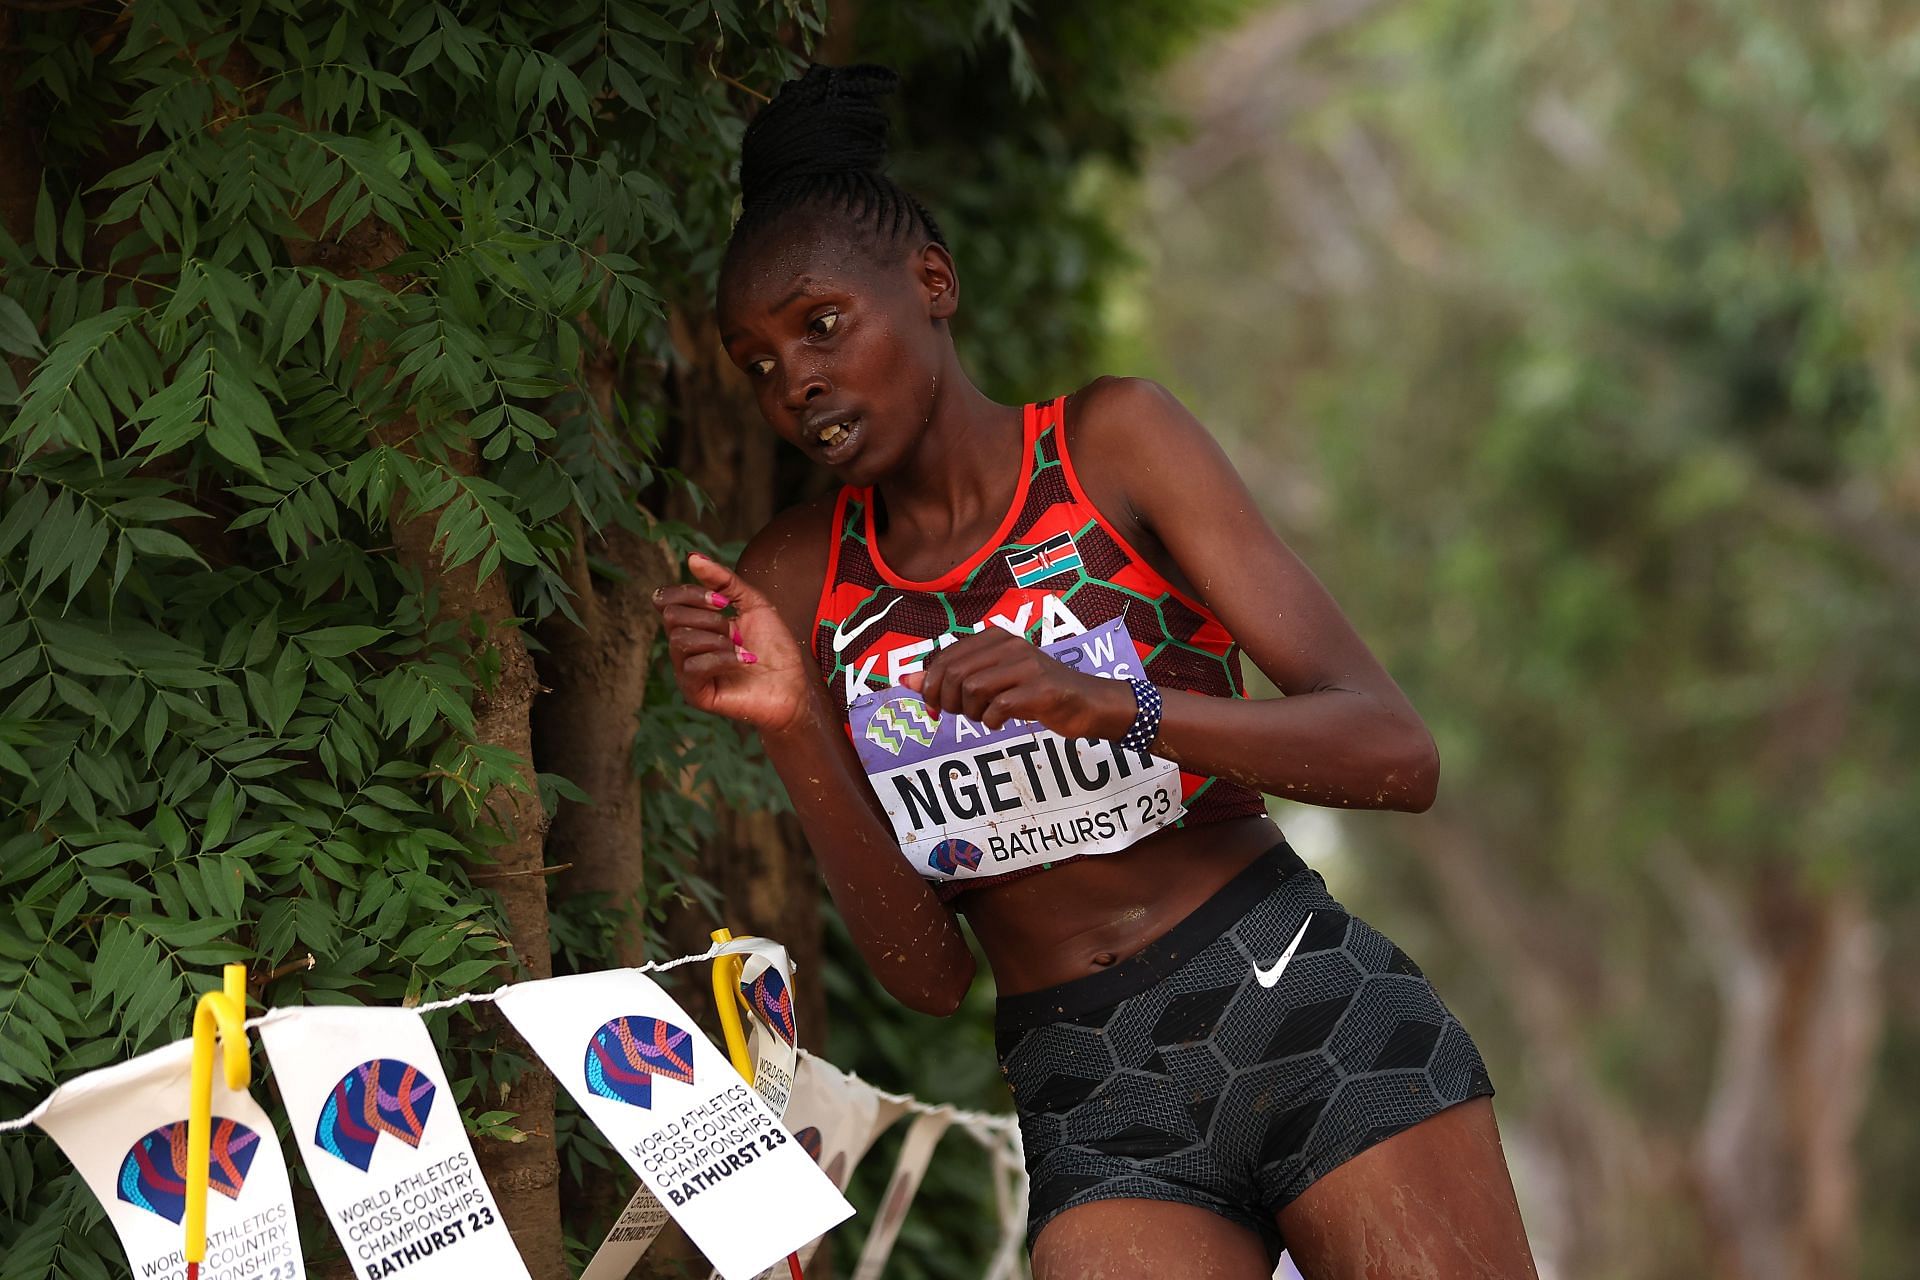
top-left (917, 243), bottom-right (959, 320)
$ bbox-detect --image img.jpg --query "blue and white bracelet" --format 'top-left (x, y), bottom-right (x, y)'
top-left (1119, 678), bottom-right (1162, 753)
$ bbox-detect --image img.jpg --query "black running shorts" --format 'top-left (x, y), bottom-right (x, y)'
top-left (994, 843), bottom-right (1494, 1261)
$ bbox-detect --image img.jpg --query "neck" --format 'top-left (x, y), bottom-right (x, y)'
top-left (875, 350), bottom-right (1021, 543)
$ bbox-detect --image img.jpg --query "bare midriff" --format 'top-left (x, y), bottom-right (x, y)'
top-left (956, 814), bottom-right (1281, 994)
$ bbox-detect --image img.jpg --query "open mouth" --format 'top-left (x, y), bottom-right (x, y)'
top-left (812, 416), bottom-right (862, 462)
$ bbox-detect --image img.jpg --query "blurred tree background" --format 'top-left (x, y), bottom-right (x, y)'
top-left (1120, 2), bottom-right (1920, 1278)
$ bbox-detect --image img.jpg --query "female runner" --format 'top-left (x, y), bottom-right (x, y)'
top-left (654, 65), bottom-right (1538, 1279)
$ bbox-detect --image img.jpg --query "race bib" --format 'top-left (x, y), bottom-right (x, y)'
top-left (849, 616), bottom-right (1185, 880)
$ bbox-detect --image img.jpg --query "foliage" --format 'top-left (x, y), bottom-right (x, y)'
top-left (860, 0), bottom-right (1260, 401)
top-left (1128, 0), bottom-right (1920, 1273)
top-left (0, 0), bottom-right (811, 1272)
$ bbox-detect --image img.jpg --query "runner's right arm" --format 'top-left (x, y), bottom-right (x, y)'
top-left (654, 508), bottom-right (976, 1017)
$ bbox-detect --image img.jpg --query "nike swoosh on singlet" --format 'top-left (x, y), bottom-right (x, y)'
top-left (1254, 913), bottom-right (1314, 988)
top-left (830, 594), bottom-right (904, 654)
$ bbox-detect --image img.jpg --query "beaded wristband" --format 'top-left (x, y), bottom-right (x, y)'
top-left (1118, 678), bottom-right (1162, 753)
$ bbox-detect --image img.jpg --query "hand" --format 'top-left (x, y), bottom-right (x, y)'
top-left (653, 554), bottom-right (813, 735)
top-left (901, 628), bottom-right (1137, 739)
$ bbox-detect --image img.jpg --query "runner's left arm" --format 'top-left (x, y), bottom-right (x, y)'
top-left (912, 377), bottom-right (1439, 812)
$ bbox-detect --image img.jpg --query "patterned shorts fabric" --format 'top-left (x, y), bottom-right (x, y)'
top-left (994, 843), bottom-right (1494, 1261)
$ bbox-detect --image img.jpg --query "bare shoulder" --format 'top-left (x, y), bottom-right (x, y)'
top-left (1065, 375), bottom-right (1209, 446)
top-left (736, 492), bottom-right (840, 636)
top-left (1061, 376), bottom-right (1229, 525)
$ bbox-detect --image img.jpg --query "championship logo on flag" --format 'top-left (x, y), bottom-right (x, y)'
top-left (497, 968), bottom-right (851, 1280)
top-left (578, 939), bottom-right (807, 1280)
top-left (1004, 531), bottom-right (1082, 587)
top-left (261, 1006), bottom-right (527, 1280)
top-left (315, 1059), bottom-right (436, 1171)
top-left (116, 1116), bottom-right (260, 1223)
top-left (35, 1038), bottom-right (308, 1279)
top-left (927, 838), bottom-right (984, 875)
top-left (584, 1016), bottom-right (695, 1109)
top-left (742, 968), bottom-right (796, 1047)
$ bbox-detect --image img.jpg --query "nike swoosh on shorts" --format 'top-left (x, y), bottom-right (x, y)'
top-left (831, 595), bottom-right (903, 654)
top-left (1254, 913), bottom-right (1314, 988)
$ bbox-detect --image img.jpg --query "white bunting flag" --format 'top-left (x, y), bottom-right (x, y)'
top-left (781, 1053), bottom-right (903, 1194)
top-left (578, 1188), bottom-right (673, 1280)
top-left (582, 936), bottom-right (805, 1280)
top-left (850, 1109), bottom-right (952, 1280)
top-left (719, 1052), bottom-right (912, 1280)
top-left (257, 1007), bottom-right (529, 1280)
top-left (34, 1039), bottom-right (306, 1280)
top-left (731, 939), bottom-right (799, 1119)
top-left (494, 969), bottom-right (852, 1280)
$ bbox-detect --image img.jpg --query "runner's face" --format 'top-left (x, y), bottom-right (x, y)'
top-left (718, 226), bottom-right (948, 486)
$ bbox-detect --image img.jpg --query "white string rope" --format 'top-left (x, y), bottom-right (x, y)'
top-left (0, 940), bottom-right (1018, 1151)
top-left (795, 1047), bottom-right (1020, 1138)
top-left (0, 1096), bottom-right (51, 1133)
top-left (0, 941), bottom-right (730, 1133)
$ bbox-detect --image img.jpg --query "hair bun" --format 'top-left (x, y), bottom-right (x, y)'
top-left (739, 64), bottom-right (901, 209)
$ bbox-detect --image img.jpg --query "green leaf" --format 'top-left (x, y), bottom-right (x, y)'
top-left (125, 527), bottom-right (209, 564)
top-left (32, 182), bottom-right (56, 263)
top-left (297, 625), bottom-right (388, 657)
top-left (200, 780), bottom-right (238, 853)
top-left (151, 803), bottom-right (188, 855)
top-left (0, 296), bottom-right (42, 357)
top-left (278, 280), bottom-right (323, 362)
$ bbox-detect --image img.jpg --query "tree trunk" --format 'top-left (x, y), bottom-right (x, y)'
top-left (535, 519), bottom-right (673, 965)
top-left (388, 444), bottom-right (567, 1280)
top-left (535, 347), bottom-right (676, 969)
top-left (0, 13), bottom-right (35, 247)
top-left (1675, 866), bottom-right (1882, 1280)
top-left (1399, 815), bottom-right (1673, 1277)
top-left (1406, 814), bottom-right (1885, 1280)
top-left (0, 11), bottom-right (38, 403)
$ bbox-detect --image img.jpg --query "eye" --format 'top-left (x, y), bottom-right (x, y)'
top-left (808, 310), bottom-right (840, 338)
top-left (746, 357), bottom-right (774, 377)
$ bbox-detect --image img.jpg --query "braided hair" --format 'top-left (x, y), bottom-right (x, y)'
top-left (724, 64), bottom-right (946, 273)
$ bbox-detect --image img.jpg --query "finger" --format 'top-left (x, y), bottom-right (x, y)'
top-left (921, 643), bottom-right (1002, 716)
top-left (685, 552), bottom-right (769, 612)
top-left (654, 582), bottom-right (729, 613)
top-left (662, 604), bottom-right (731, 634)
top-left (936, 627), bottom-right (1024, 659)
top-left (981, 691), bottom-right (1027, 731)
top-left (668, 626), bottom-right (731, 657)
top-left (682, 649), bottom-right (749, 679)
top-left (955, 664), bottom-right (1022, 723)
top-left (916, 650), bottom-right (964, 715)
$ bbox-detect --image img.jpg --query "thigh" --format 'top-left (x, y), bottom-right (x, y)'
top-left (1276, 1098), bottom-right (1538, 1280)
top-left (1034, 1197), bottom-right (1275, 1280)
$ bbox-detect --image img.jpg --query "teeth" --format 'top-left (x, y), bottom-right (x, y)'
top-left (817, 421), bottom-right (853, 446)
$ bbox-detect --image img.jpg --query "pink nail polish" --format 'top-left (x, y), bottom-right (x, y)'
top-left (708, 592), bottom-right (729, 609)
top-left (730, 625), bottom-right (743, 645)
top-left (738, 649), bottom-right (758, 665)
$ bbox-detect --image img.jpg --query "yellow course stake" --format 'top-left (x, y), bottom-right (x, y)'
top-left (708, 928), bottom-right (755, 1084)
top-left (185, 963), bottom-right (251, 1280)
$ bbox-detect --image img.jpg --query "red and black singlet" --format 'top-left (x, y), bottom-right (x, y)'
top-left (811, 397), bottom-right (1270, 892)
